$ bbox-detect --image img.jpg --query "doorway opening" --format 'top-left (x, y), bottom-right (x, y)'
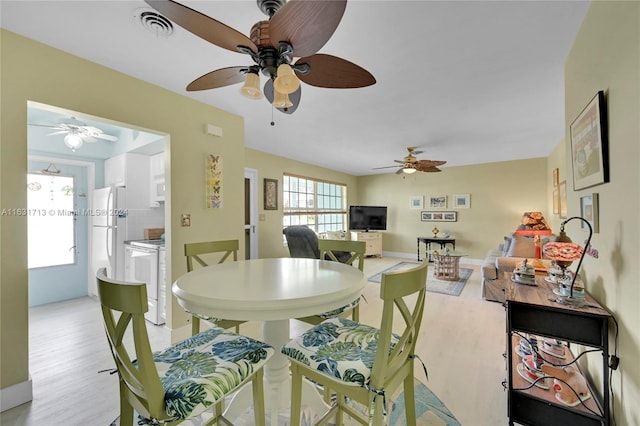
top-left (27, 101), bottom-right (169, 307)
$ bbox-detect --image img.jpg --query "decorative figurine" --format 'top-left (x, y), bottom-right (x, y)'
top-left (541, 364), bottom-right (591, 406)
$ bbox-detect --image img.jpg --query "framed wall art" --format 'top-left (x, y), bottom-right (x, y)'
top-left (428, 195), bottom-right (447, 209)
top-left (421, 211), bottom-right (457, 222)
top-left (453, 194), bottom-right (470, 209)
top-left (553, 168), bottom-right (559, 187)
top-left (264, 178), bottom-right (278, 210)
top-left (580, 193), bottom-right (599, 233)
top-left (206, 154), bottom-right (222, 208)
top-left (552, 188), bottom-right (559, 214)
top-left (410, 195), bottom-right (424, 209)
top-left (559, 180), bottom-right (567, 219)
top-left (570, 90), bottom-right (609, 191)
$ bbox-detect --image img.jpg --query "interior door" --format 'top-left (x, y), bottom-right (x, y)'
top-left (244, 168), bottom-right (258, 259)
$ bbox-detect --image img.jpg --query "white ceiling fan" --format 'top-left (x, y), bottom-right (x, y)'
top-left (30, 121), bottom-right (119, 151)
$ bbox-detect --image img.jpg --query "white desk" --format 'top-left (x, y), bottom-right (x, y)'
top-left (172, 257), bottom-right (367, 423)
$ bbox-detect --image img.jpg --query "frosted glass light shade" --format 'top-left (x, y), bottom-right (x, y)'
top-left (402, 167), bottom-right (417, 174)
top-left (273, 64), bottom-right (300, 95)
top-left (272, 89), bottom-right (293, 108)
top-left (240, 72), bottom-right (262, 99)
top-left (64, 134), bottom-right (84, 151)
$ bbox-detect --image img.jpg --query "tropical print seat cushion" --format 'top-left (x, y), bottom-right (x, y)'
top-left (281, 317), bottom-right (399, 387)
top-left (318, 297), bottom-right (360, 319)
top-left (153, 327), bottom-right (273, 421)
top-left (186, 310), bottom-right (224, 323)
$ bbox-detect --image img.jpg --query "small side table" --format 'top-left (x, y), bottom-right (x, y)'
top-left (431, 251), bottom-right (467, 281)
top-left (417, 236), bottom-right (456, 262)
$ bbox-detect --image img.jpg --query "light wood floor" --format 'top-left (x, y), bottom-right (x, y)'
top-left (1, 256), bottom-right (508, 426)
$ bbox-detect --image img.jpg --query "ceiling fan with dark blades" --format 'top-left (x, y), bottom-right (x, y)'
top-left (373, 147), bottom-right (446, 174)
top-left (145, 0), bottom-right (376, 113)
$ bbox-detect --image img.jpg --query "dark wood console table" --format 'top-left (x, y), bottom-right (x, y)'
top-left (416, 236), bottom-right (456, 261)
top-left (505, 274), bottom-right (611, 425)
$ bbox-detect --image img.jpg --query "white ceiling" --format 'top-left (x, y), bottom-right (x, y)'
top-left (1, 0), bottom-right (590, 175)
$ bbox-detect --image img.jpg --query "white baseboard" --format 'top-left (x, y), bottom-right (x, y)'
top-left (0, 377), bottom-right (33, 412)
top-left (382, 251), bottom-right (415, 259)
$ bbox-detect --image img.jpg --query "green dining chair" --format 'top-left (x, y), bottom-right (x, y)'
top-left (282, 260), bottom-right (428, 426)
top-left (295, 239), bottom-right (366, 325)
top-left (96, 267), bottom-right (273, 426)
top-left (184, 240), bottom-right (245, 335)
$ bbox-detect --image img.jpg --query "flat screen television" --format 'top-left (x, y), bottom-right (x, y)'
top-left (348, 206), bottom-right (387, 231)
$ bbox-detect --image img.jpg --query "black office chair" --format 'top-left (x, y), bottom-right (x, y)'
top-left (283, 225), bottom-right (351, 263)
top-left (283, 225), bottom-right (320, 258)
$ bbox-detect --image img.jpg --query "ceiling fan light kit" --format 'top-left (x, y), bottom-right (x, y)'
top-left (240, 69), bottom-right (263, 99)
top-left (273, 63), bottom-right (301, 95)
top-left (144, 0), bottom-right (375, 114)
top-left (64, 133), bottom-right (84, 151)
top-left (272, 90), bottom-right (294, 108)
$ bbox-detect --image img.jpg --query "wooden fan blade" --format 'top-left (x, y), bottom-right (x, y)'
top-left (296, 54), bottom-right (376, 88)
top-left (145, 0), bottom-right (256, 54)
top-left (416, 159), bottom-right (447, 168)
top-left (269, 0), bottom-right (346, 57)
top-left (395, 168), bottom-right (404, 175)
top-left (186, 66), bottom-right (246, 91)
top-left (372, 165), bottom-right (401, 170)
top-left (416, 166), bottom-right (442, 173)
top-left (264, 79), bottom-right (302, 114)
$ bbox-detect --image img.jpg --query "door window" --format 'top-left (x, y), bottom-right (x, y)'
top-left (27, 173), bottom-right (76, 268)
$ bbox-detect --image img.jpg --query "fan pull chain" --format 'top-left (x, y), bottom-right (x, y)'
top-left (270, 105), bottom-right (275, 126)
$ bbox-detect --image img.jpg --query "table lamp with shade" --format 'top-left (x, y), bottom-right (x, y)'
top-left (543, 216), bottom-right (593, 307)
top-left (514, 212), bottom-right (552, 269)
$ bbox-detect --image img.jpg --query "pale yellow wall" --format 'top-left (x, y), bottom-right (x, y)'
top-left (0, 30), bottom-right (245, 391)
top-left (564, 1), bottom-right (640, 423)
top-left (357, 158), bottom-right (549, 260)
top-left (244, 148), bottom-right (360, 258)
top-left (546, 138), bottom-right (568, 234)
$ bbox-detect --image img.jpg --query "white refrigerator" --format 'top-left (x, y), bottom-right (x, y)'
top-left (88, 186), bottom-right (127, 296)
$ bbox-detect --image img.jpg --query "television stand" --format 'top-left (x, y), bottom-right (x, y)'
top-left (350, 231), bottom-right (382, 257)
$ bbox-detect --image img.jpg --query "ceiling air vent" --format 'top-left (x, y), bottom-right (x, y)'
top-left (134, 8), bottom-right (173, 37)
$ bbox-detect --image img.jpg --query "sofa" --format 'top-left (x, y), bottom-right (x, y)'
top-left (481, 233), bottom-right (552, 303)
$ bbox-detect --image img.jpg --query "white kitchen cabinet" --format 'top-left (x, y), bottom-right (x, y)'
top-left (104, 153), bottom-right (150, 210)
top-left (149, 152), bottom-right (165, 204)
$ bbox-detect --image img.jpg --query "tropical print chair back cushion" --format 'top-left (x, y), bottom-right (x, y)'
top-left (154, 327), bottom-right (273, 420)
top-left (281, 317), bottom-right (399, 386)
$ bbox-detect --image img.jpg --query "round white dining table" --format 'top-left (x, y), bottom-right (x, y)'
top-left (172, 257), bottom-right (368, 423)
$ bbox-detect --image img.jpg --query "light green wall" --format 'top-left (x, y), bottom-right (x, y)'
top-left (357, 158), bottom-right (549, 260)
top-left (244, 148), bottom-right (360, 258)
top-left (564, 1), bottom-right (640, 423)
top-left (1, 30), bottom-right (245, 392)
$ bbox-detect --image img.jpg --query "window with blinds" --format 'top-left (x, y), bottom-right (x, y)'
top-left (282, 174), bottom-right (347, 233)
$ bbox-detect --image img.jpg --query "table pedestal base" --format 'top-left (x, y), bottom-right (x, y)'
top-left (223, 319), bottom-right (330, 424)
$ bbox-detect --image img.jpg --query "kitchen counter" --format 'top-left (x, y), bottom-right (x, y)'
top-left (125, 239), bottom-right (164, 249)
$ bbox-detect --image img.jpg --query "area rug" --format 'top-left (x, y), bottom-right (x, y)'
top-left (110, 378), bottom-right (459, 425)
top-left (368, 262), bottom-right (472, 297)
